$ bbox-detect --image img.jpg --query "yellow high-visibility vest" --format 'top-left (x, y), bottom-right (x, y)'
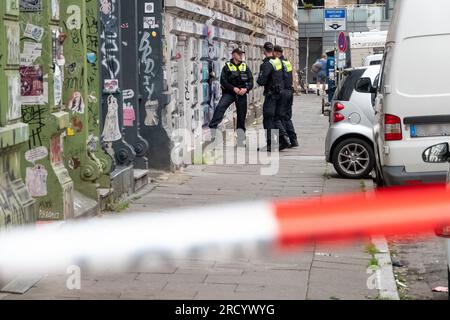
top-left (269, 58), bottom-right (283, 71)
top-left (283, 60), bottom-right (293, 73)
top-left (226, 62), bottom-right (247, 72)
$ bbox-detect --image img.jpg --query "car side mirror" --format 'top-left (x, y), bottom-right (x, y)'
top-left (423, 143), bottom-right (450, 163)
top-left (355, 78), bottom-right (373, 93)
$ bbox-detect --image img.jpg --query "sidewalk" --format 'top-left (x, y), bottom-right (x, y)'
top-left (2, 94), bottom-right (379, 300)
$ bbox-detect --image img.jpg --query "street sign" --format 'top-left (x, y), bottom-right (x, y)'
top-left (324, 9), bottom-right (347, 32)
top-left (338, 32), bottom-right (347, 52)
top-left (337, 52), bottom-right (347, 69)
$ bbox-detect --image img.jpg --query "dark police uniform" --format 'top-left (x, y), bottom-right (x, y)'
top-left (280, 55), bottom-right (298, 146)
top-left (209, 60), bottom-right (254, 141)
top-left (257, 57), bottom-right (290, 149)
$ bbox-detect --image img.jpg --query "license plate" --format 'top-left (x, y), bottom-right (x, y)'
top-left (410, 123), bottom-right (450, 138)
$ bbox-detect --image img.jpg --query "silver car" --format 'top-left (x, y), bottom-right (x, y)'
top-left (325, 66), bottom-right (381, 179)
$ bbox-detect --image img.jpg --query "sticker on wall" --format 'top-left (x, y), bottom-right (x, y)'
top-left (100, 0), bottom-right (112, 15)
top-left (20, 65), bottom-right (48, 105)
top-left (7, 72), bottom-right (21, 121)
top-left (51, 0), bottom-right (60, 20)
top-left (102, 95), bottom-right (122, 142)
top-left (23, 23), bottom-right (44, 42)
top-left (144, 100), bottom-right (159, 127)
top-left (67, 91), bottom-right (85, 114)
top-left (25, 146), bottom-right (49, 164)
top-left (26, 165), bottom-right (48, 198)
top-left (143, 16), bottom-right (159, 29)
top-left (100, 0), bottom-right (118, 33)
top-left (54, 65), bottom-right (62, 106)
top-left (122, 89), bottom-right (135, 100)
top-left (21, 42), bottom-right (42, 66)
top-left (20, 0), bottom-right (42, 11)
top-left (5, 21), bottom-right (20, 65)
top-left (6, 0), bottom-right (20, 15)
top-left (87, 134), bottom-right (98, 153)
top-left (144, 2), bottom-right (154, 13)
top-left (87, 52), bottom-right (97, 64)
top-left (104, 79), bottom-right (119, 93)
top-left (68, 157), bottom-right (81, 170)
top-left (50, 134), bottom-right (63, 165)
top-left (72, 116), bottom-right (83, 133)
top-left (123, 103), bottom-right (136, 127)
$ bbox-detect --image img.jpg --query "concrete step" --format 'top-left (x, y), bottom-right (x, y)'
top-left (73, 191), bottom-right (100, 219)
top-left (97, 188), bottom-right (112, 212)
top-left (110, 165), bottom-right (134, 200)
top-left (133, 169), bottom-right (149, 192)
top-left (0, 275), bottom-right (42, 295)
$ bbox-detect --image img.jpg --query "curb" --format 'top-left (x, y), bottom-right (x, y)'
top-left (372, 237), bottom-right (400, 300)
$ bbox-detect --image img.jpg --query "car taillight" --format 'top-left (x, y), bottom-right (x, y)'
top-left (334, 102), bottom-right (345, 112)
top-left (435, 225), bottom-right (450, 238)
top-left (333, 102), bottom-right (345, 123)
top-left (385, 114), bottom-right (402, 141)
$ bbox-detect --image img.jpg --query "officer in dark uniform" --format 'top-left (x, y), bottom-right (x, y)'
top-left (274, 45), bottom-right (299, 148)
top-left (257, 42), bottom-right (291, 152)
top-left (209, 48), bottom-right (254, 146)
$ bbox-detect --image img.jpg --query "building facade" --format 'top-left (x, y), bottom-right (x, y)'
top-left (0, 0), bottom-right (300, 227)
top-left (298, 0), bottom-right (396, 81)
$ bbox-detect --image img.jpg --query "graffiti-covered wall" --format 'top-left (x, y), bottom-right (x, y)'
top-left (0, 0), bottom-right (300, 226)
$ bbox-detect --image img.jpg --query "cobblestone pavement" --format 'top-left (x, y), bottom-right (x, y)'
top-left (2, 94), bottom-right (378, 300)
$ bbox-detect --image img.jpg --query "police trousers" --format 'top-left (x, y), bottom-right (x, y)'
top-left (209, 93), bottom-right (247, 141)
top-left (262, 93), bottom-right (288, 146)
top-left (280, 88), bottom-right (298, 141)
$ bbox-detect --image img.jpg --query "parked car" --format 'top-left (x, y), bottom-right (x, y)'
top-left (325, 65), bottom-right (380, 179)
top-left (362, 54), bottom-right (383, 66)
top-left (373, 0), bottom-right (450, 187)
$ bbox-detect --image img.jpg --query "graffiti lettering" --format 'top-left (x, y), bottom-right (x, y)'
top-left (100, 0), bottom-right (120, 80)
top-left (22, 106), bottom-right (46, 149)
top-left (139, 31), bottom-right (156, 101)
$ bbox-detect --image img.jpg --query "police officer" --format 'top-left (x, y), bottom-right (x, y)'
top-left (257, 42), bottom-right (291, 152)
top-left (274, 45), bottom-right (299, 148)
top-left (209, 48), bottom-right (254, 146)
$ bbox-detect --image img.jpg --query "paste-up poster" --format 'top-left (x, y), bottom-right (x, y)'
top-left (102, 95), bottom-right (122, 142)
top-left (20, 0), bottom-right (42, 11)
top-left (67, 91), bottom-right (85, 114)
top-left (7, 72), bottom-right (21, 121)
top-left (5, 21), bottom-right (20, 65)
top-left (20, 65), bottom-right (48, 105)
top-left (26, 164), bottom-right (48, 197)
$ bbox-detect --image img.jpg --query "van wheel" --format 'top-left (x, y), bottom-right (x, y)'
top-left (332, 138), bottom-right (375, 179)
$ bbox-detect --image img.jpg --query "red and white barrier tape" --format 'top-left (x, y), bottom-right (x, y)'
top-left (0, 184), bottom-right (449, 276)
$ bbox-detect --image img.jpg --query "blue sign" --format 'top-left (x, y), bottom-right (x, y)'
top-left (324, 9), bottom-right (347, 31)
top-left (324, 9), bottom-right (346, 19)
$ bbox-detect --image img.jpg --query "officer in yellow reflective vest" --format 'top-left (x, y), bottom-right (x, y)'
top-left (274, 45), bottom-right (299, 148)
top-left (209, 48), bottom-right (254, 146)
top-left (257, 42), bottom-right (291, 152)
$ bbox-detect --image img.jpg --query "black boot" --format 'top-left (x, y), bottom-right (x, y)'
top-left (289, 139), bottom-right (299, 148)
top-left (279, 136), bottom-right (292, 151)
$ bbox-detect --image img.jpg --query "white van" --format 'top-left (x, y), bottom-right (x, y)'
top-left (374, 0), bottom-right (450, 187)
top-left (362, 54), bottom-right (383, 67)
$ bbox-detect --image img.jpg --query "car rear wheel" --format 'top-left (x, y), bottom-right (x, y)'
top-left (332, 138), bottom-right (375, 179)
